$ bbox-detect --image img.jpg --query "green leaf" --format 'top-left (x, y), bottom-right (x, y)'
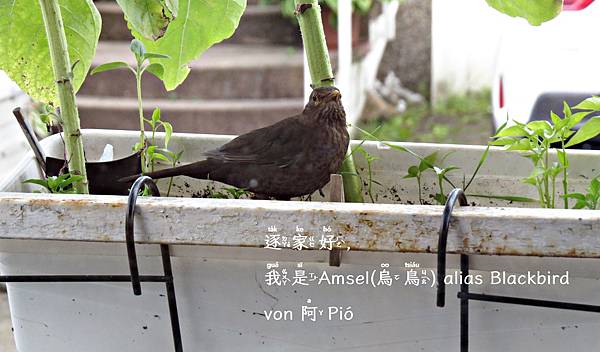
top-left (130, 39), bottom-right (146, 61)
top-left (91, 61), bottom-right (131, 75)
top-left (566, 111), bottom-right (591, 129)
top-left (116, 0), bottom-right (175, 41)
top-left (565, 116), bottom-right (600, 147)
top-left (506, 138), bottom-right (531, 151)
top-left (573, 96), bottom-right (600, 111)
top-left (144, 52), bottom-right (171, 60)
top-left (23, 178), bottom-right (50, 190)
top-left (60, 175), bottom-right (84, 189)
top-left (550, 111), bottom-right (561, 125)
top-left (419, 152), bottom-right (437, 171)
top-left (591, 178), bottom-right (600, 196)
top-left (142, 63), bottom-right (163, 80)
top-left (162, 121), bottom-right (173, 147)
top-left (562, 102), bottom-right (572, 118)
top-left (152, 152), bottom-right (170, 162)
top-left (404, 165), bottom-right (419, 178)
top-left (129, 0), bottom-right (246, 90)
top-left (495, 125), bottom-right (527, 138)
top-left (563, 193), bottom-right (586, 201)
top-left (151, 107), bottom-right (161, 122)
top-left (439, 166), bottom-right (460, 177)
top-left (464, 145), bottom-right (490, 191)
top-left (549, 162), bottom-right (562, 178)
top-left (485, 0), bottom-right (562, 26)
top-left (490, 137), bottom-right (518, 146)
top-left (0, 0), bottom-right (101, 104)
top-left (557, 149), bottom-right (568, 167)
top-left (526, 120), bottom-right (552, 135)
top-left (433, 193), bottom-right (447, 205)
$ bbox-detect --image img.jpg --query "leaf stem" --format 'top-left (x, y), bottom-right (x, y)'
top-left (38, 0), bottom-right (89, 194)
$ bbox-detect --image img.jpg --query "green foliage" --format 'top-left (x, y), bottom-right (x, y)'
top-left (489, 99), bottom-right (600, 209)
top-left (92, 39), bottom-right (171, 172)
top-left (209, 187), bottom-right (251, 199)
top-left (0, 0), bottom-right (101, 105)
top-left (563, 178), bottom-right (600, 210)
top-left (145, 108), bottom-right (183, 196)
top-left (93, 40), bottom-right (183, 195)
top-left (24, 174), bottom-right (84, 194)
top-left (127, 0), bottom-right (246, 91)
top-left (485, 0), bottom-right (562, 26)
top-left (354, 124), bottom-right (490, 206)
top-left (356, 146), bottom-right (381, 203)
top-left (115, 0), bottom-right (176, 40)
top-left (403, 152), bottom-right (437, 204)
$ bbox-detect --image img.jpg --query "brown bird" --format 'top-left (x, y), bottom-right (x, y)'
top-left (122, 86), bottom-right (350, 200)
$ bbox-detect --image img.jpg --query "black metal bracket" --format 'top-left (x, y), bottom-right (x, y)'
top-left (436, 188), bottom-right (600, 352)
top-left (0, 176), bottom-right (183, 352)
top-left (436, 188), bottom-right (468, 308)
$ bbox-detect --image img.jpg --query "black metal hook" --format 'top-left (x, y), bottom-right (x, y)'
top-left (126, 176), bottom-right (160, 295)
top-left (436, 188), bottom-right (468, 308)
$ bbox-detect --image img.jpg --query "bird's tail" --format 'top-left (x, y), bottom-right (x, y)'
top-left (119, 160), bottom-right (216, 183)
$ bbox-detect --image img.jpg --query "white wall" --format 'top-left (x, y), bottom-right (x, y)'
top-left (431, 0), bottom-right (511, 101)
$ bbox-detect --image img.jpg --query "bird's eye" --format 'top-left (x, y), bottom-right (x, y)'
top-left (312, 95), bottom-right (318, 103)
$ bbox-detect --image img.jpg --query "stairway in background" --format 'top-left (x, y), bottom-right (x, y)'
top-left (79, 0), bottom-right (304, 135)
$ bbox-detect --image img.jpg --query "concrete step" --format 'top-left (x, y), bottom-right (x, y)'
top-left (96, 2), bottom-right (300, 46)
top-left (76, 96), bottom-right (304, 135)
top-left (79, 42), bottom-right (304, 100)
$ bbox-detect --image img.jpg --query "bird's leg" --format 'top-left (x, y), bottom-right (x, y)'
top-left (319, 188), bottom-right (325, 197)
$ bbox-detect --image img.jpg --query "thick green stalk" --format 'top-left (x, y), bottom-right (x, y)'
top-left (135, 68), bottom-right (146, 172)
top-left (39, 0), bottom-right (89, 194)
top-left (294, 0), bottom-right (364, 202)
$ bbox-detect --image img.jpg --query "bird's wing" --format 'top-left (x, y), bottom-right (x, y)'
top-left (204, 116), bottom-right (311, 168)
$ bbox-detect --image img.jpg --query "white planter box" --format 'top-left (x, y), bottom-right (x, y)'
top-left (1, 129), bottom-right (600, 351)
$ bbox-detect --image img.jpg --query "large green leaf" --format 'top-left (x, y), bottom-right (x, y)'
top-left (573, 96), bottom-right (600, 111)
top-left (485, 0), bottom-right (562, 26)
top-left (565, 116), bottom-right (600, 147)
top-left (115, 0), bottom-right (175, 40)
top-left (0, 0), bottom-right (101, 105)
top-left (129, 0), bottom-right (246, 90)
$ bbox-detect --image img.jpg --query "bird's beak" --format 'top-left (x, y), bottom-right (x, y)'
top-left (330, 89), bottom-right (341, 101)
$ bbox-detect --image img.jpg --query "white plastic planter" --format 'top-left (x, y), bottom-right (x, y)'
top-left (1, 129), bottom-right (600, 351)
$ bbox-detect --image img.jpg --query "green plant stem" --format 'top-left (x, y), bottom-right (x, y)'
top-left (561, 140), bottom-right (569, 209)
top-left (543, 144), bottom-right (550, 208)
top-left (438, 175), bottom-right (444, 203)
top-left (135, 68), bottom-right (146, 172)
top-left (38, 0), bottom-right (89, 194)
top-left (417, 176), bottom-right (422, 205)
top-left (294, 0), bottom-right (363, 203)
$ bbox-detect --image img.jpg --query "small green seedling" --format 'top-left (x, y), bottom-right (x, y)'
top-left (491, 97), bottom-right (600, 209)
top-left (563, 177), bottom-right (600, 210)
top-left (91, 39), bottom-right (171, 174)
top-left (403, 152), bottom-right (437, 204)
top-left (92, 39), bottom-right (183, 196)
top-left (24, 174), bottom-right (84, 194)
top-left (356, 146), bottom-right (382, 203)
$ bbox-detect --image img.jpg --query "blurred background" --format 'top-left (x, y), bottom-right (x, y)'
top-left (2, 0), bottom-right (599, 350)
